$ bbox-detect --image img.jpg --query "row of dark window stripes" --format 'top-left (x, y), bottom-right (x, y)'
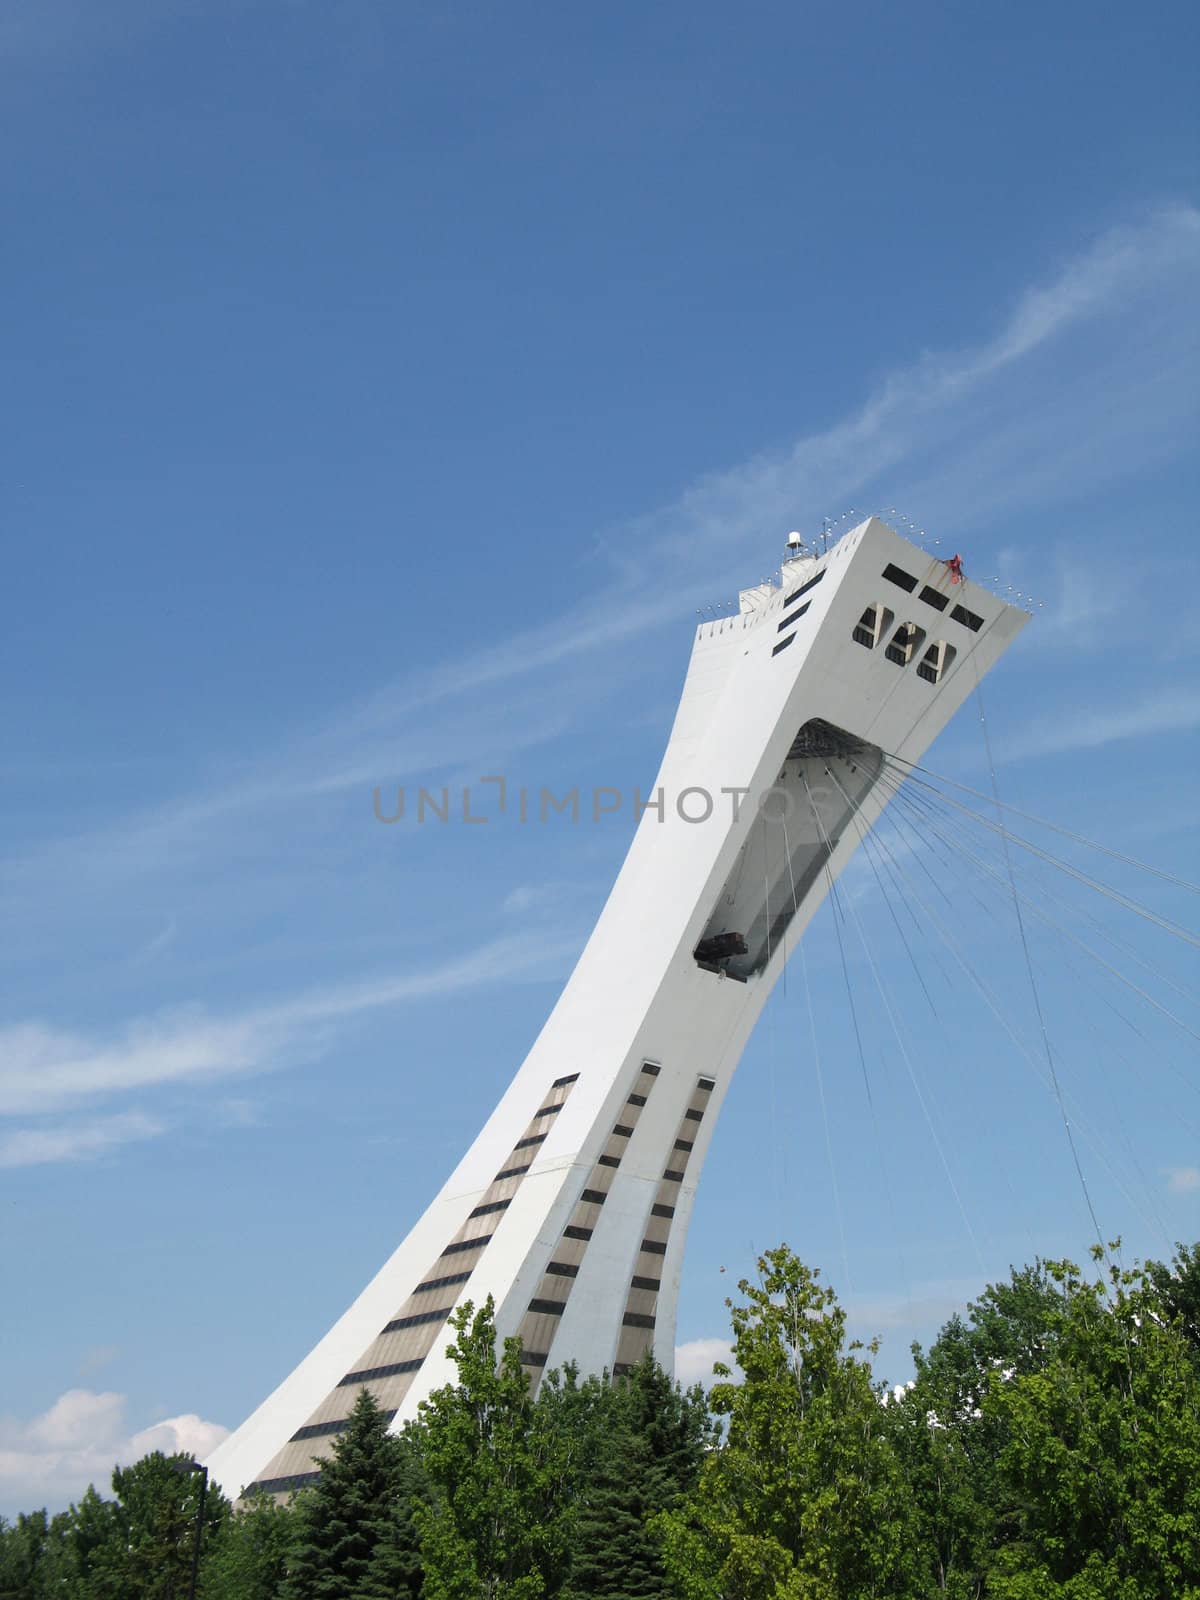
top-left (772, 566), bottom-right (826, 657)
top-left (513, 1066), bottom-right (717, 1379)
top-left (241, 1073), bottom-right (582, 1498)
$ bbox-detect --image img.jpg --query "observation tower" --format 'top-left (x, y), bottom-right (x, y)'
top-left (208, 516), bottom-right (1029, 1499)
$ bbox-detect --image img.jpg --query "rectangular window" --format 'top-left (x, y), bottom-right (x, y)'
top-left (627, 1092), bottom-right (647, 1107)
top-left (684, 1108), bottom-right (704, 1122)
top-left (631, 1275), bottom-right (661, 1292)
top-left (469, 1198), bottom-right (511, 1218)
top-left (612, 1124), bottom-right (635, 1139)
top-left (291, 1415), bottom-right (404, 1443)
top-left (416, 1271), bottom-right (472, 1295)
top-left (564, 1225), bottom-right (593, 1242)
top-left (580, 1189), bottom-right (608, 1206)
top-left (951, 603), bottom-right (984, 632)
top-left (674, 1138), bottom-right (694, 1153)
top-left (662, 1168), bottom-right (686, 1183)
top-left (521, 1349), bottom-right (549, 1368)
top-left (641, 1062), bottom-right (661, 1076)
top-left (919, 585), bottom-right (949, 612)
top-left (527, 1298), bottom-right (566, 1317)
top-left (495, 1164), bottom-right (531, 1182)
top-left (784, 569), bottom-right (826, 607)
top-left (772, 633), bottom-right (795, 656)
top-left (513, 1133), bottom-right (547, 1151)
top-left (651, 1203), bottom-right (675, 1219)
top-left (247, 1473), bottom-right (320, 1497)
top-left (883, 563), bottom-right (918, 593)
top-left (640, 1239), bottom-right (668, 1256)
top-left (697, 1076), bottom-right (716, 1091)
top-left (383, 1308), bottom-right (453, 1334)
top-left (777, 600), bottom-right (811, 632)
top-left (441, 1236), bottom-right (492, 1257)
top-left (552, 1073), bottom-right (579, 1087)
top-left (535, 1102), bottom-right (564, 1119)
top-left (291, 1420), bottom-right (347, 1442)
top-left (622, 1311), bottom-right (656, 1330)
top-left (545, 1261), bottom-right (579, 1278)
top-left (597, 1154), bottom-right (621, 1169)
top-left (339, 1359), bottom-right (424, 1386)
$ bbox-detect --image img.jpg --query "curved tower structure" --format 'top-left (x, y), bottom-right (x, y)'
top-left (208, 517), bottom-right (1029, 1498)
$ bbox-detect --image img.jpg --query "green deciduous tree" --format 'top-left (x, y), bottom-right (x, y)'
top-left (983, 1250), bottom-right (1200, 1599)
top-left (654, 1246), bottom-right (920, 1600)
top-left (76, 1453), bottom-right (229, 1600)
top-left (65, 1484), bottom-right (119, 1598)
top-left (889, 1259), bottom-right (1068, 1596)
top-left (200, 1490), bottom-right (296, 1600)
top-left (417, 1298), bottom-right (571, 1600)
top-left (1146, 1240), bottom-right (1200, 1365)
top-left (0, 1509), bottom-right (76, 1599)
top-left (6, 1239), bottom-right (1200, 1600)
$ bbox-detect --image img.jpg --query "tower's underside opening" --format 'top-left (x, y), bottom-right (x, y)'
top-left (694, 718), bottom-right (884, 980)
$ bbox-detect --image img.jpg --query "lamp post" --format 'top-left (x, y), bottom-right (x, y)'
top-left (169, 1457), bottom-right (208, 1600)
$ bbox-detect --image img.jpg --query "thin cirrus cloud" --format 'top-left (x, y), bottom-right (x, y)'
top-left (0, 1112), bottom-right (165, 1170)
top-left (637, 206), bottom-right (1198, 571)
top-left (3, 207), bottom-right (1197, 1169)
top-left (1000, 685), bottom-right (1200, 766)
top-left (0, 929), bottom-right (574, 1136)
top-left (6, 205), bottom-right (1197, 910)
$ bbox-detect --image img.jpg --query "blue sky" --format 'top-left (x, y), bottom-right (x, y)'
top-left (2, 0), bottom-right (1198, 1513)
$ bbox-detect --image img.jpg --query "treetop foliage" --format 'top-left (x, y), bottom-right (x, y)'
top-left (4, 1241), bottom-right (1198, 1600)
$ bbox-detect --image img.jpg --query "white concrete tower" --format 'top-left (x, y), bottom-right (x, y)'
top-left (208, 517), bottom-right (1029, 1498)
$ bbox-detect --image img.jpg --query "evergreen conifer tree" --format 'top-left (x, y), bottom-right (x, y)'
top-left (358, 1426), bottom-right (427, 1600)
top-left (565, 1359), bottom-right (710, 1600)
top-left (283, 1387), bottom-right (410, 1600)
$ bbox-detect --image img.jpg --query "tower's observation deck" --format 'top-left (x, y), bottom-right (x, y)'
top-left (207, 518), bottom-right (1029, 1499)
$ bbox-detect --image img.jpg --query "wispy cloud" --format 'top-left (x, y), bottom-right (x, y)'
top-left (214, 1097), bottom-right (262, 1129)
top-left (6, 207), bottom-right (1196, 913)
top-left (0, 1112), bottom-right (165, 1169)
top-left (76, 1347), bottom-right (121, 1380)
top-left (1165, 1166), bottom-right (1200, 1195)
top-left (0, 930), bottom-right (572, 1121)
top-left (635, 206), bottom-right (1199, 567)
top-left (1002, 686), bottom-right (1200, 765)
top-left (845, 1281), bottom-right (983, 1338)
top-left (130, 916), bottom-right (178, 968)
top-left (3, 206), bottom-right (1197, 1168)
